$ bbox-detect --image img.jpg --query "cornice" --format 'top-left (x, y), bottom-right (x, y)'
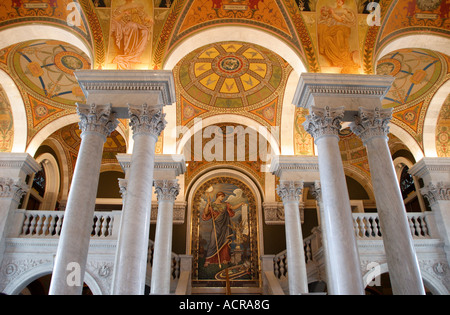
top-left (293, 73), bottom-right (394, 109)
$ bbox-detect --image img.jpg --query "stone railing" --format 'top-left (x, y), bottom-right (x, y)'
top-left (10, 210), bottom-right (121, 239)
top-left (3, 209), bottom-right (183, 294)
top-left (352, 212), bottom-right (438, 240)
top-left (271, 211), bottom-right (443, 294)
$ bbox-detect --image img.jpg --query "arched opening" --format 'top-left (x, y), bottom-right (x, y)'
top-left (17, 274), bottom-right (93, 295)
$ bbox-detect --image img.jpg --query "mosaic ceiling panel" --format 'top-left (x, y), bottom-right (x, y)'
top-left (376, 48), bottom-right (450, 147)
top-left (175, 41), bottom-right (291, 127)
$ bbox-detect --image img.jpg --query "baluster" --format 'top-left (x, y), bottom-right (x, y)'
top-left (48, 215), bottom-right (55, 236)
top-left (93, 215), bottom-right (101, 237)
top-left (55, 215), bottom-right (63, 236)
top-left (108, 216), bottom-right (114, 237)
top-left (21, 213), bottom-right (30, 235)
top-left (372, 216), bottom-right (380, 237)
top-left (101, 216), bottom-right (107, 237)
top-left (29, 214), bottom-right (37, 235)
top-left (304, 239), bottom-right (312, 263)
top-left (42, 215), bottom-right (50, 236)
top-left (421, 215), bottom-right (429, 237)
top-left (353, 216), bottom-right (360, 237)
top-left (408, 216), bottom-right (416, 237)
top-left (363, 216), bottom-right (370, 238)
top-left (273, 258), bottom-right (280, 279)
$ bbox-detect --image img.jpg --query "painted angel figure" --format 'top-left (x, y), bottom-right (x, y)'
top-left (111, 0), bottom-right (153, 69)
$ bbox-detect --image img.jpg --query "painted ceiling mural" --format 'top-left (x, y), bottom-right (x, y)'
top-left (376, 48), bottom-right (450, 148)
top-left (0, 0), bottom-right (446, 207)
top-left (0, 86), bottom-right (13, 152)
top-left (436, 94), bottom-right (450, 157)
top-left (0, 39), bottom-right (91, 145)
top-left (174, 41), bottom-right (292, 128)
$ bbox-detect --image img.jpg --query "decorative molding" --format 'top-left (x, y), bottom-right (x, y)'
top-left (0, 177), bottom-right (28, 203)
top-left (77, 103), bottom-right (119, 139)
top-left (0, 153), bottom-right (41, 176)
top-left (276, 180), bottom-right (303, 203)
top-left (351, 107), bottom-right (393, 144)
top-left (263, 201), bottom-right (285, 225)
top-left (421, 182), bottom-right (450, 206)
top-left (118, 178), bottom-right (127, 199)
top-left (151, 201), bottom-right (186, 224)
top-left (128, 105), bottom-right (167, 138)
top-left (74, 70), bottom-right (176, 110)
top-left (293, 73), bottom-right (394, 109)
top-left (303, 106), bottom-right (344, 140)
top-left (269, 155), bottom-right (319, 180)
top-left (154, 179), bottom-right (180, 202)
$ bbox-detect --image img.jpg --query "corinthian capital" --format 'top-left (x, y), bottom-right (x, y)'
top-left (351, 107), bottom-right (392, 143)
top-left (420, 182), bottom-right (450, 206)
top-left (128, 104), bottom-right (167, 138)
top-left (303, 106), bottom-right (344, 140)
top-left (0, 177), bottom-right (28, 203)
top-left (276, 180), bottom-right (303, 203)
top-left (154, 179), bottom-right (180, 202)
top-left (77, 103), bottom-right (119, 139)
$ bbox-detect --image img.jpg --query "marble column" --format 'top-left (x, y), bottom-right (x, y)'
top-left (351, 106), bottom-right (425, 295)
top-left (111, 105), bottom-right (166, 295)
top-left (409, 158), bottom-right (450, 264)
top-left (276, 180), bottom-right (308, 294)
top-left (303, 106), bottom-right (364, 295)
top-left (49, 104), bottom-right (118, 295)
top-left (150, 179), bottom-right (180, 294)
top-left (270, 155), bottom-right (319, 294)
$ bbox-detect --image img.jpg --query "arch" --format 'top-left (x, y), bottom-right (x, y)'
top-left (281, 71), bottom-right (299, 155)
top-left (388, 123), bottom-right (424, 162)
top-left (376, 34), bottom-right (450, 64)
top-left (423, 80), bottom-right (450, 157)
top-left (0, 24), bottom-right (93, 63)
top-left (2, 262), bottom-right (102, 295)
top-left (163, 25), bottom-right (308, 76)
top-left (175, 114), bottom-right (281, 158)
top-left (35, 153), bottom-right (60, 210)
top-left (362, 263), bottom-right (449, 295)
top-left (185, 166), bottom-right (265, 256)
top-left (0, 70), bottom-right (27, 153)
top-left (26, 114), bottom-right (129, 158)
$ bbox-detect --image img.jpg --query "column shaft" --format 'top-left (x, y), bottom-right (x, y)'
top-left (112, 106), bottom-right (166, 295)
top-left (352, 107), bottom-right (425, 295)
top-left (276, 181), bottom-right (308, 294)
top-left (304, 106), bottom-right (364, 295)
top-left (49, 104), bottom-right (117, 295)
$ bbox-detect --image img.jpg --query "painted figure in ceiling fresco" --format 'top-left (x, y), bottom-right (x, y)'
top-left (317, 0), bottom-right (359, 73)
top-left (111, 0), bottom-right (153, 69)
top-left (201, 191), bottom-right (245, 267)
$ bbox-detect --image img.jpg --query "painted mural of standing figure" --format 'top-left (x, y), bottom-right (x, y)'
top-left (111, 0), bottom-right (153, 69)
top-left (201, 192), bottom-right (244, 267)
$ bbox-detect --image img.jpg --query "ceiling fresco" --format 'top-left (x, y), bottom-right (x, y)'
top-left (0, 85), bottom-right (13, 152)
top-left (0, 0), bottom-right (447, 193)
top-left (174, 41), bottom-right (292, 127)
top-left (0, 39), bottom-right (90, 145)
top-left (376, 48), bottom-right (450, 148)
